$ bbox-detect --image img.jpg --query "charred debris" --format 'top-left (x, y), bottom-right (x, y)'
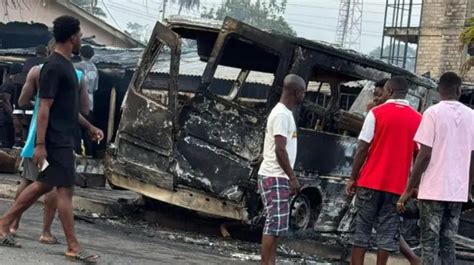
top-left (0, 17), bottom-right (474, 257)
top-left (106, 16), bottom-right (474, 246)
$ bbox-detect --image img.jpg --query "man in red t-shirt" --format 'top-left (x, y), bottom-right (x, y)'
top-left (345, 77), bottom-right (422, 265)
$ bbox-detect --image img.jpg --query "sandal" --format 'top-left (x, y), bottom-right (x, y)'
top-left (0, 234), bottom-right (21, 248)
top-left (65, 249), bottom-right (99, 264)
top-left (39, 235), bottom-right (59, 245)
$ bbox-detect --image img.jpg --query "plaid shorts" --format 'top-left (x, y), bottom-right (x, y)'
top-left (258, 175), bottom-right (291, 236)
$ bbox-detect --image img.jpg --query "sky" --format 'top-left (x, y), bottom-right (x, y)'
top-left (97, 0), bottom-right (422, 54)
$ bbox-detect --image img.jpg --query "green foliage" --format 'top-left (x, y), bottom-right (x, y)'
top-left (201, 0), bottom-right (295, 36)
top-left (459, 17), bottom-right (474, 77)
top-left (460, 17), bottom-right (474, 47)
top-left (71, 0), bottom-right (107, 18)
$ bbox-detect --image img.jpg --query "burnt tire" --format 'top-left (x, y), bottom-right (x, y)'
top-left (290, 193), bottom-right (313, 231)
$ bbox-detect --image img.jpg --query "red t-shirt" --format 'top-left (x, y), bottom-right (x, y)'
top-left (357, 100), bottom-right (422, 195)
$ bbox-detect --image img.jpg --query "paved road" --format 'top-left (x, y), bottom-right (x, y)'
top-left (0, 199), bottom-right (252, 265)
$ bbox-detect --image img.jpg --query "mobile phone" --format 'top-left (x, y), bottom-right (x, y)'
top-left (39, 160), bottom-right (49, 172)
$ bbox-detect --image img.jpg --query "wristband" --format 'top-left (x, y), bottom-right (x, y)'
top-left (36, 143), bottom-right (45, 146)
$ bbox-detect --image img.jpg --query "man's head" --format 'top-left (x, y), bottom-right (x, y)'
top-left (438, 72), bottom-right (462, 100)
top-left (80, 45), bottom-right (94, 60)
top-left (8, 63), bottom-right (22, 82)
top-left (53, 15), bottom-right (82, 54)
top-left (36, 45), bottom-right (47, 57)
top-left (382, 76), bottom-right (408, 99)
top-left (373, 78), bottom-right (389, 106)
top-left (281, 74), bottom-right (306, 107)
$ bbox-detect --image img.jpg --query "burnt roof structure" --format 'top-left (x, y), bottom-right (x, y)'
top-left (0, 22), bottom-right (52, 49)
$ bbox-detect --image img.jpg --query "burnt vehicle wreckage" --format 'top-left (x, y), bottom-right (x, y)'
top-left (106, 17), bottom-right (474, 255)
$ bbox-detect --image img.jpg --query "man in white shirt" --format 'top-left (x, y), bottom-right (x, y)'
top-left (258, 74), bottom-right (306, 265)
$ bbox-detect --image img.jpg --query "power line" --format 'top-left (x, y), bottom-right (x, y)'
top-left (289, 21), bottom-right (380, 38)
top-left (284, 2), bottom-right (384, 14)
top-left (285, 12), bottom-right (382, 24)
top-left (104, 1), bottom-right (382, 41)
top-left (106, 3), bottom-right (159, 20)
top-left (101, 0), bottom-right (123, 30)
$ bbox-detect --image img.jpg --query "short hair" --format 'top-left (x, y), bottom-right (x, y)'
top-left (53, 16), bottom-right (80, 43)
top-left (387, 76), bottom-right (408, 92)
top-left (374, 78), bottom-right (389, 88)
top-left (36, 45), bottom-right (47, 56)
top-left (283, 74), bottom-right (306, 92)
top-left (80, 45), bottom-right (94, 59)
top-left (438, 72), bottom-right (462, 95)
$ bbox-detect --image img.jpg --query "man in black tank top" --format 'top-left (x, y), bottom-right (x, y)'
top-left (0, 16), bottom-right (102, 264)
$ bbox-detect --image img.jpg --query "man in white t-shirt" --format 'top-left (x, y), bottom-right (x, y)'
top-left (258, 74), bottom-right (306, 265)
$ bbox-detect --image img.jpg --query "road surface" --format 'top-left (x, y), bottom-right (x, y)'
top-left (0, 199), bottom-right (253, 265)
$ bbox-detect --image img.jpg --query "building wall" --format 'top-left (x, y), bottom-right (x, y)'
top-left (0, 0), bottom-right (137, 48)
top-left (417, 0), bottom-right (474, 82)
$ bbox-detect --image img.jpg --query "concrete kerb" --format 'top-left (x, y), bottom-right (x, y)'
top-left (0, 173), bottom-right (141, 217)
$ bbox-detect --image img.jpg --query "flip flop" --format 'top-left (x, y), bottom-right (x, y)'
top-left (65, 249), bottom-right (99, 264)
top-left (39, 235), bottom-right (59, 245)
top-left (0, 234), bottom-right (21, 248)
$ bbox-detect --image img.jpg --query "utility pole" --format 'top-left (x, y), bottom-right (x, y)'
top-left (162, 0), bottom-right (167, 21)
top-left (335, 0), bottom-right (363, 51)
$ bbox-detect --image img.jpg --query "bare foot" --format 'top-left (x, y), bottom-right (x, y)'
top-left (0, 220), bottom-right (10, 238)
top-left (9, 220), bottom-right (19, 236)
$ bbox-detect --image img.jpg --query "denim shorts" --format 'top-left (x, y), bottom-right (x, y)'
top-left (353, 187), bottom-right (400, 252)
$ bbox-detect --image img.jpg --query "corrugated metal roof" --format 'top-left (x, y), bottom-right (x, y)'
top-left (0, 47), bottom-right (275, 83)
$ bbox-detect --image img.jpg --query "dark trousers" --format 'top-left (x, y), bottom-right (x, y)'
top-left (419, 200), bottom-right (462, 265)
top-left (0, 122), bottom-right (14, 148)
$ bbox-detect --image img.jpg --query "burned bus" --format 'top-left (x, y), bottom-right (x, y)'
top-left (105, 17), bottom-right (438, 232)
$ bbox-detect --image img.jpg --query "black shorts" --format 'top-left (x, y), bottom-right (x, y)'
top-left (353, 187), bottom-right (400, 252)
top-left (37, 147), bottom-right (75, 187)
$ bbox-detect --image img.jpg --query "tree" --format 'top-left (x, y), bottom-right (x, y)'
top-left (201, 0), bottom-right (295, 36)
top-left (71, 0), bottom-right (106, 18)
top-left (369, 45), bottom-right (417, 72)
top-left (459, 17), bottom-right (474, 77)
top-left (125, 22), bottom-right (150, 44)
top-left (172, 0), bottom-right (200, 15)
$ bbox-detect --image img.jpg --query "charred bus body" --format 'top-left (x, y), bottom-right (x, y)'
top-left (106, 17), bottom-right (438, 232)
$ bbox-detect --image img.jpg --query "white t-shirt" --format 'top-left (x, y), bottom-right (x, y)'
top-left (258, 103), bottom-right (297, 179)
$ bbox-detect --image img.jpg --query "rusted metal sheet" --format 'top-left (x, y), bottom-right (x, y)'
top-left (107, 172), bottom-right (248, 220)
top-left (75, 156), bottom-right (106, 188)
